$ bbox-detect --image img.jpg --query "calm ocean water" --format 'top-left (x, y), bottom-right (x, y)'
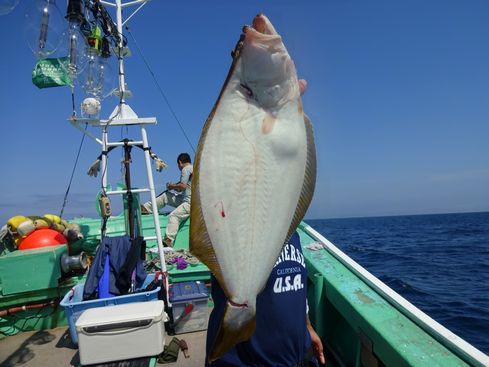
top-left (307, 211), bottom-right (489, 355)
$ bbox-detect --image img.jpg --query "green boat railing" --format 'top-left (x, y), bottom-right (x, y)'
top-left (300, 223), bottom-right (489, 367)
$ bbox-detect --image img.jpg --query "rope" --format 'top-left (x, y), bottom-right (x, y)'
top-left (60, 123), bottom-right (88, 218)
top-left (125, 25), bottom-right (196, 154)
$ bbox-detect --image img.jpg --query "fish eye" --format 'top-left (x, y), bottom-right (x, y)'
top-left (240, 83), bottom-right (254, 98)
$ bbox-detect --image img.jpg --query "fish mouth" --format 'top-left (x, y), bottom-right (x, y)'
top-left (238, 13), bottom-right (297, 109)
top-left (252, 13), bottom-right (277, 35)
top-left (243, 13), bottom-right (280, 40)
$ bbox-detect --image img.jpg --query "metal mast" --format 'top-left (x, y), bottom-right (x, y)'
top-left (70, 0), bottom-right (168, 274)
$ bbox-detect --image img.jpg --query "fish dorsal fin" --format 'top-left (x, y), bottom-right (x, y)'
top-left (286, 113), bottom-right (317, 240)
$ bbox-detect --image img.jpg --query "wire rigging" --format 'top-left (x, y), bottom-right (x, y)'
top-left (125, 26), bottom-right (196, 154)
top-left (60, 123), bottom-right (88, 218)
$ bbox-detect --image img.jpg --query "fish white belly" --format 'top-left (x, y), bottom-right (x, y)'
top-left (198, 75), bottom-right (307, 305)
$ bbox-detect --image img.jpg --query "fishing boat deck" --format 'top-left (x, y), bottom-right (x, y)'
top-left (0, 327), bottom-right (207, 367)
top-left (2, 214), bottom-right (487, 367)
top-left (0, 327), bottom-right (338, 366)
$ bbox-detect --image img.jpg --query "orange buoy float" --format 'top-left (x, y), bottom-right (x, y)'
top-left (18, 228), bottom-right (68, 251)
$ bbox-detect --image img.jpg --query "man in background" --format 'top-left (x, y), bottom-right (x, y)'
top-left (141, 152), bottom-right (192, 247)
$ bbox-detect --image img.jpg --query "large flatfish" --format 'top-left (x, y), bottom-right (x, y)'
top-left (190, 14), bottom-right (316, 361)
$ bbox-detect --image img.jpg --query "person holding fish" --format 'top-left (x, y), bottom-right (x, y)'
top-left (189, 12), bottom-right (323, 366)
top-left (141, 152), bottom-right (192, 247)
top-left (205, 232), bottom-right (325, 366)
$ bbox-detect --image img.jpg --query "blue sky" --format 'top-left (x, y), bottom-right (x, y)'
top-left (0, 0), bottom-right (488, 223)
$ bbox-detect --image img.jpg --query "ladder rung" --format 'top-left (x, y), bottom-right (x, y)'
top-left (105, 188), bottom-right (151, 195)
top-left (106, 140), bottom-right (144, 147)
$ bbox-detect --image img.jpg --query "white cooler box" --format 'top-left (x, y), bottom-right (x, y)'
top-left (76, 300), bottom-right (167, 365)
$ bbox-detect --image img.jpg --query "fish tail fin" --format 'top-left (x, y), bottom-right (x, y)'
top-left (208, 301), bottom-right (256, 363)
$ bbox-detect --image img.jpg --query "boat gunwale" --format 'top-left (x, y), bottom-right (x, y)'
top-left (302, 223), bottom-right (489, 367)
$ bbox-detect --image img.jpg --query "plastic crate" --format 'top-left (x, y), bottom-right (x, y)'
top-left (169, 281), bottom-right (209, 334)
top-left (60, 273), bottom-right (160, 344)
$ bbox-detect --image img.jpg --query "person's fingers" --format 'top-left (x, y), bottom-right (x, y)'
top-left (299, 79), bottom-right (307, 95)
top-left (318, 350), bottom-right (325, 365)
top-left (313, 340), bottom-right (325, 365)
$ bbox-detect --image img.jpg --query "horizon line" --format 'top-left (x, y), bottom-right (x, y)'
top-left (305, 210), bottom-right (489, 222)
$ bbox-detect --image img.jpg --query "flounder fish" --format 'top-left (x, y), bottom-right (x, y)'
top-left (190, 14), bottom-right (316, 361)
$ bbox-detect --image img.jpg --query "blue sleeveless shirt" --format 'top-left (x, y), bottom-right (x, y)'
top-left (206, 232), bottom-right (312, 366)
